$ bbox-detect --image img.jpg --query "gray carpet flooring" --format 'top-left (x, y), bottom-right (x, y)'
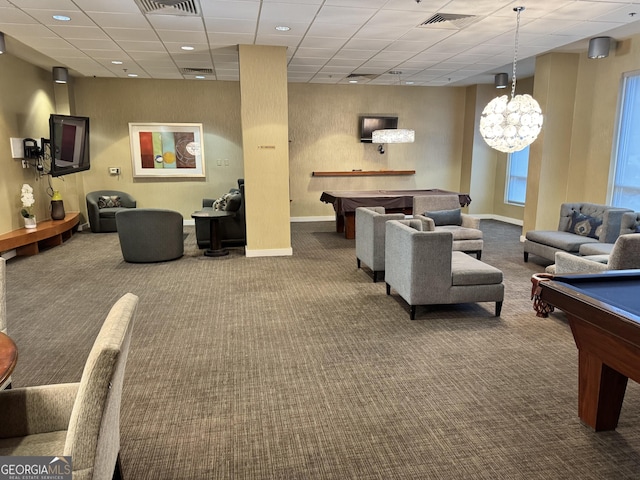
top-left (5, 220), bottom-right (640, 479)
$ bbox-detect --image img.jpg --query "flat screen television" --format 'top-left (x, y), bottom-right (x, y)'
top-left (49, 114), bottom-right (90, 177)
top-left (359, 115), bottom-right (398, 143)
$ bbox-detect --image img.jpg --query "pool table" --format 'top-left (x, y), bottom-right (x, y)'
top-left (320, 189), bottom-right (472, 239)
top-left (532, 270), bottom-right (640, 431)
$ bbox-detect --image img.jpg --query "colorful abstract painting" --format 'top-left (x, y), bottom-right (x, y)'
top-left (129, 123), bottom-right (205, 178)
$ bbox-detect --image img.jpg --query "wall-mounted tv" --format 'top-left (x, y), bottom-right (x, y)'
top-left (49, 114), bottom-right (90, 177)
top-left (359, 115), bottom-right (398, 143)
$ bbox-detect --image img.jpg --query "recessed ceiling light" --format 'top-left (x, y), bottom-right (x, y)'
top-left (405, 81), bottom-right (415, 85)
top-left (195, 75), bottom-right (205, 79)
top-left (52, 15), bottom-right (71, 21)
top-left (181, 45), bottom-right (195, 51)
top-left (111, 60), bottom-right (123, 65)
top-left (275, 25), bottom-right (290, 31)
top-left (127, 73), bottom-right (138, 77)
top-left (349, 80), bottom-right (358, 84)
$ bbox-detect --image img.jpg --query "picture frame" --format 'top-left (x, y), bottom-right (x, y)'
top-left (129, 123), bottom-right (205, 178)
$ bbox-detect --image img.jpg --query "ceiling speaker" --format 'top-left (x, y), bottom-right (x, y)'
top-left (495, 73), bottom-right (508, 89)
top-left (588, 37), bottom-right (611, 59)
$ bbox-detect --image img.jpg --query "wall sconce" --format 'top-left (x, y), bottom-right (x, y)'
top-left (588, 37), bottom-right (612, 59)
top-left (52, 66), bottom-right (69, 84)
top-left (495, 73), bottom-right (508, 89)
top-left (0, 32), bottom-right (5, 54)
top-left (372, 129), bottom-right (415, 154)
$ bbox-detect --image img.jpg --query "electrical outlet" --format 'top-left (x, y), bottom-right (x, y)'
top-left (109, 167), bottom-right (121, 175)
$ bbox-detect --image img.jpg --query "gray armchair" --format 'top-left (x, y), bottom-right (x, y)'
top-left (355, 206), bottom-right (406, 282)
top-left (384, 220), bottom-right (504, 320)
top-left (116, 209), bottom-right (184, 263)
top-left (86, 190), bottom-right (137, 233)
top-left (413, 194), bottom-right (483, 259)
top-left (549, 233), bottom-right (640, 274)
top-left (0, 293), bottom-right (138, 480)
top-left (196, 179), bottom-right (246, 248)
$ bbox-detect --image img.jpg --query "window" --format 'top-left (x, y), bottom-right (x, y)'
top-left (505, 145), bottom-right (529, 205)
top-left (611, 72), bottom-right (640, 211)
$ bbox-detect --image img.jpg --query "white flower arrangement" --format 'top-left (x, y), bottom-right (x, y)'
top-left (20, 183), bottom-right (35, 218)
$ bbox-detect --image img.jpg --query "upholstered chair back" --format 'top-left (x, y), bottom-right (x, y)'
top-left (413, 194), bottom-right (460, 215)
top-left (64, 293), bottom-right (137, 480)
top-left (619, 212), bottom-right (640, 235)
top-left (355, 207), bottom-right (405, 281)
top-left (608, 234), bottom-right (640, 270)
top-left (385, 220), bottom-right (454, 304)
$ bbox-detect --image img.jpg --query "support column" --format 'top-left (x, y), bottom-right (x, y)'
top-left (523, 52), bottom-right (580, 233)
top-left (238, 45), bottom-right (292, 257)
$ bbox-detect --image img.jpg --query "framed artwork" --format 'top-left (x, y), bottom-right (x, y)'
top-left (129, 123), bottom-right (205, 178)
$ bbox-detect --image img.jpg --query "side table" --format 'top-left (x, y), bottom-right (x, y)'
top-left (191, 210), bottom-right (235, 257)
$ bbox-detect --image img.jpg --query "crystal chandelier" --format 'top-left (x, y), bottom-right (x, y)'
top-left (479, 7), bottom-right (543, 153)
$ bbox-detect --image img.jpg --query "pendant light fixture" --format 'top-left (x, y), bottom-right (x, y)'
top-left (479, 7), bottom-right (543, 153)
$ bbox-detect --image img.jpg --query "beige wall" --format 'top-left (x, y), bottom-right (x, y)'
top-left (0, 53), bottom-right (59, 234)
top-left (288, 83), bottom-right (467, 218)
top-left (72, 77), bottom-right (243, 220)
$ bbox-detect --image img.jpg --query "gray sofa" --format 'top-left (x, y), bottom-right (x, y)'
top-left (355, 206), bottom-right (405, 282)
top-left (384, 219), bottom-right (504, 320)
top-left (523, 203), bottom-right (632, 263)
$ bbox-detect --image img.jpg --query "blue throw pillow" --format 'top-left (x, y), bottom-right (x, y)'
top-left (423, 208), bottom-right (462, 226)
top-left (568, 210), bottom-right (602, 239)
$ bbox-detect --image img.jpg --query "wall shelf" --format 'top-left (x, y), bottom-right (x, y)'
top-left (312, 170), bottom-right (415, 177)
top-left (0, 212), bottom-right (80, 256)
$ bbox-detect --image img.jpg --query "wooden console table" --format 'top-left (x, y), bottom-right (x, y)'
top-left (0, 212), bottom-right (80, 256)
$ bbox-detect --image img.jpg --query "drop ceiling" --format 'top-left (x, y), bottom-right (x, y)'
top-left (1, 0), bottom-right (640, 86)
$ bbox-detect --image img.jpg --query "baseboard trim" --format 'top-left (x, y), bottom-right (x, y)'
top-left (245, 247), bottom-right (293, 258)
top-left (291, 216), bottom-right (335, 223)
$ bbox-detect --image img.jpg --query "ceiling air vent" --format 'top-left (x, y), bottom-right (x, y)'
top-left (419, 13), bottom-right (478, 29)
top-left (346, 73), bottom-right (380, 81)
top-left (180, 68), bottom-right (214, 74)
top-left (135, 0), bottom-right (200, 16)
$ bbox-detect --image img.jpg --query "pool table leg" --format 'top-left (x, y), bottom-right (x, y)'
top-left (578, 350), bottom-right (628, 431)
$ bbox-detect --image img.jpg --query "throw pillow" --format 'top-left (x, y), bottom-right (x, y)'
top-left (97, 195), bottom-right (121, 209)
top-left (213, 193), bottom-right (233, 211)
top-left (568, 210), bottom-right (602, 239)
top-left (423, 208), bottom-right (462, 226)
